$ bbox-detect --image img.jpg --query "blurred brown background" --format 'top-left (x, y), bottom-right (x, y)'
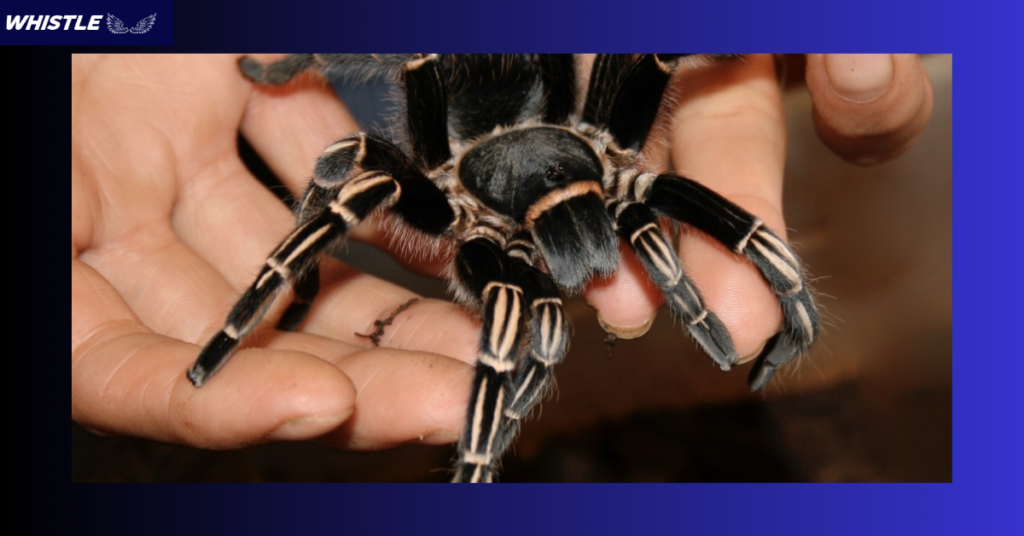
top-left (72, 55), bottom-right (951, 482)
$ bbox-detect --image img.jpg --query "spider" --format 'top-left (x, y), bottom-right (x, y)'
top-left (187, 54), bottom-right (820, 483)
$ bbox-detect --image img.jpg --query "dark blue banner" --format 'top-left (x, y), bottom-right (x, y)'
top-left (8, 1), bottom-right (961, 50)
top-left (1, 0), bottom-right (173, 45)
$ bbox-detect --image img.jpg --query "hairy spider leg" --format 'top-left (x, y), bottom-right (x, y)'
top-left (584, 54), bottom-right (696, 151)
top-left (534, 54), bottom-right (577, 125)
top-left (641, 174), bottom-right (821, 390)
top-left (495, 232), bottom-right (569, 453)
top-left (188, 133), bottom-right (454, 387)
top-left (448, 235), bottom-right (572, 483)
top-left (615, 200), bottom-right (739, 370)
top-left (188, 170), bottom-right (394, 386)
top-left (238, 54), bottom-right (452, 330)
top-left (450, 238), bottom-right (527, 483)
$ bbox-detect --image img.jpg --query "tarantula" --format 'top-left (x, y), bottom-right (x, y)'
top-left (187, 54), bottom-right (820, 483)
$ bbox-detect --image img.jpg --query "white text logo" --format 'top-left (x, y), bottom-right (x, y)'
top-left (6, 15), bottom-right (104, 30)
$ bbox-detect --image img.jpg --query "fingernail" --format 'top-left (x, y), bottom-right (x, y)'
top-left (825, 54), bottom-right (894, 103)
top-left (597, 315), bottom-right (653, 340)
top-left (420, 429), bottom-right (461, 445)
top-left (736, 339), bottom-right (768, 365)
top-left (269, 412), bottom-right (350, 441)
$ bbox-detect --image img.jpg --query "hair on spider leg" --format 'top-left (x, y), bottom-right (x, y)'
top-left (604, 332), bottom-right (617, 358)
top-left (237, 134), bottom-right (300, 208)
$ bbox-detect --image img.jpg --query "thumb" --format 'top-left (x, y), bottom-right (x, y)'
top-left (805, 54), bottom-right (934, 165)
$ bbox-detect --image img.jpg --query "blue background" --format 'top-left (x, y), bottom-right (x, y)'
top-left (59, 0), bottom-right (1012, 534)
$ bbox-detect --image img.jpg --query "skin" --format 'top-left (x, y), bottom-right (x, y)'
top-left (71, 54), bottom-right (933, 453)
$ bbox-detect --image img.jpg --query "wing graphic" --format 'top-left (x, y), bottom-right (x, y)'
top-left (129, 14), bottom-right (157, 34)
top-left (107, 14), bottom-right (128, 34)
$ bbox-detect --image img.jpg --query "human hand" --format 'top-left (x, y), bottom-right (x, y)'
top-left (72, 54), bottom-right (476, 451)
top-left (584, 54), bottom-right (934, 363)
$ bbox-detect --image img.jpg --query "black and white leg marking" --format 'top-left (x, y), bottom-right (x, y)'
top-left (617, 202), bottom-right (739, 370)
top-left (451, 239), bottom-right (520, 483)
top-left (739, 224), bottom-right (820, 390)
top-left (640, 173), bottom-right (821, 390)
top-left (189, 132), bottom-right (454, 387)
top-left (496, 234), bottom-right (569, 450)
top-left (190, 212), bottom-right (342, 386)
top-left (287, 132), bottom-right (457, 331)
top-left (451, 235), bottom-right (570, 483)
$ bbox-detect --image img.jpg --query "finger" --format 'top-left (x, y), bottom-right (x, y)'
top-left (300, 269), bottom-right (481, 364)
top-left (667, 54), bottom-right (786, 361)
top-left (805, 54), bottom-right (934, 164)
top-left (72, 257), bottom-right (355, 449)
top-left (172, 155), bottom-right (299, 303)
top-left (73, 61), bottom-right (282, 343)
top-left (219, 330), bottom-right (472, 449)
top-left (583, 241), bottom-right (663, 339)
top-left (79, 146), bottom-right (294, 344)
top-left (238, 54), bottom-right (362, 194)
top-left (315, 345), bottom-right (473, 449)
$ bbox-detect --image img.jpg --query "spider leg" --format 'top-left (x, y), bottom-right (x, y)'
top-left (274, 269), bottom-right (319, 331)
top-left (639, 173), bottom-right (821, 390)
top-left (450, 237), bottom-right (533, 483)
top-left (238, 54), bottom-right (317, 84)
top-left (584, 54), bottom-right (744, 151)
top-left (449, 234), bottom-right (570, 482)
top-left (584, 54), bottom-right (702, 151)
top-left (188, 173), bottom-right (391, 386)
top-left (616, 201), bottom-right (739, 370)
top-left (534, 54), bottom-right (577, 125)
top-left (188, 134), bottom-right (454, 387)
top-left (496, 234), bottom-right (569, 452)
top-left (239, 53), bottom-right (420, 85)
top-left (239, 53), bottom-right (451, 331)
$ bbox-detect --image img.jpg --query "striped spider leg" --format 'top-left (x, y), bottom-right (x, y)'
top-left (450, 233), bottom-right (570, 483)
top-left (638, 173), bottom-right (820, 389)
top-left (586, 54), bottom-right (820, 389)
top-left (606, 170), bottom-right (821, 390)
top-left (192, 53), bottom-right (455, 384)
top-left (188, 133), bottom-right (455, 386)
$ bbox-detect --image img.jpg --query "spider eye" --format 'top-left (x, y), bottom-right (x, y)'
top-left (546, 164), bottom-right (566, 183)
